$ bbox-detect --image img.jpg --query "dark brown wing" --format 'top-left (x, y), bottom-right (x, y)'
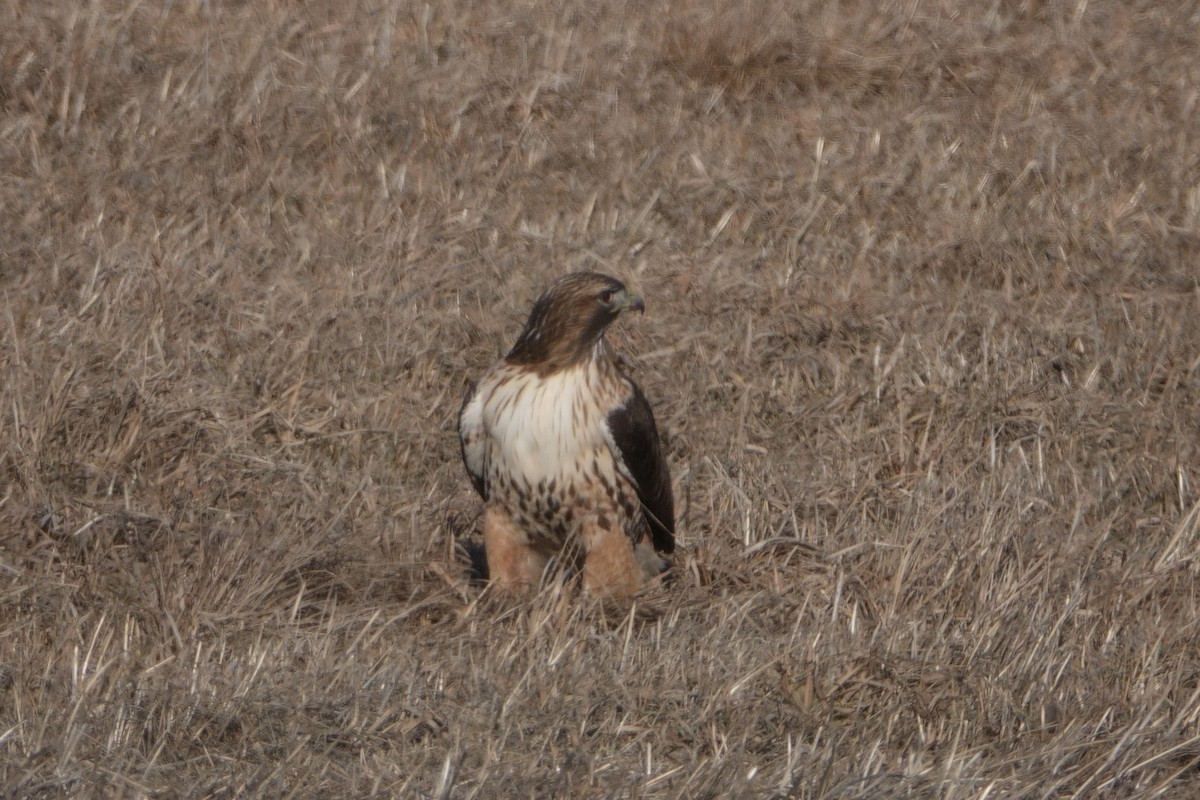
top-left (607, 382), bottom-right (675, 553)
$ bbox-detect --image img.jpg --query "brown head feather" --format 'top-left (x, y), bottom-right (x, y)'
top-left (506, 272), bottom-right (644, 373)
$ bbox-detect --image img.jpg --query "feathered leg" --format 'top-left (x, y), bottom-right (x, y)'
top-left (483, 505), bottom-right (545, 593)
top-left (581, 522), bottom-right (644, 597)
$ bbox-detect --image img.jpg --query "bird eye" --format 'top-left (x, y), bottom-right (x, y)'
top-left (599, 289), bottom-right (615, 304)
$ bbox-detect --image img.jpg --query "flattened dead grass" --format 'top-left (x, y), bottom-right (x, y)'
top-left (3, 1), bottom-right (1200, 797)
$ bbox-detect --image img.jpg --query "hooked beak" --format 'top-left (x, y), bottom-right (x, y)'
top-left (616, 290), bottom-right (645, 315)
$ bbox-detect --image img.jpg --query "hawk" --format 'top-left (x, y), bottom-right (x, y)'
top-left (458, 272), bottom-right (675, 596)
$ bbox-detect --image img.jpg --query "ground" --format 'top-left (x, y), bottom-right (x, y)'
top-left (2, 1), bottom-right (1200, 797)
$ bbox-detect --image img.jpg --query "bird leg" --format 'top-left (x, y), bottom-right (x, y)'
top-left (483, 505), bottom-right (546, 593)
top-left (633, 533), bottom-right (669, 579)
top-left (581, 522), bottom-right (644, 597)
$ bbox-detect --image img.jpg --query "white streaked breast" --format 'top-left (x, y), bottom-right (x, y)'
top-left (481, 364), bottom-right (607, 489)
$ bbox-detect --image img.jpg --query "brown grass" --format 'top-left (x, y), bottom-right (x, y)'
top-left (3, 1), bottom-right (1200, 797)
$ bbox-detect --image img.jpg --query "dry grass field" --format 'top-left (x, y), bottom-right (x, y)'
top-left (3, 0), bottom-right (1200, 797)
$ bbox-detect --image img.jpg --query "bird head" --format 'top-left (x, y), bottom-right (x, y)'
top-left (507, 272), bottom-right (645, 370)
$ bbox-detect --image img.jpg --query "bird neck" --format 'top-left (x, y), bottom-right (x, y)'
top-left (507, 325), bottom-right (612, 377)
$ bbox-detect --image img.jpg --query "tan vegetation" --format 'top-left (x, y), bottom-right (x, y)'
top-left (3, 1), bottom-right (1200, 796)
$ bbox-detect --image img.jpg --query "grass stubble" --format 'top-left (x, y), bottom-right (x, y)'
top-left (2, 1), bottom-right (1200, 797)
